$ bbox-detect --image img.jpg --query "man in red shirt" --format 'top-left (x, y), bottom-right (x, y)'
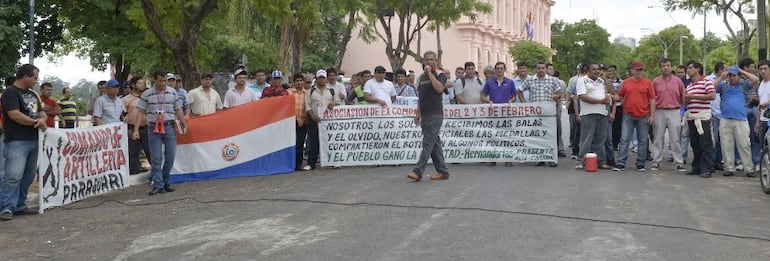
top-left (39, 82), bottom-right (60, 128)
top-left (613, 61), bottom-right (656, 172)
top-left (261, 70), bottom-right (289, 98)
top-left (650, 58), bottom-right (686, 172)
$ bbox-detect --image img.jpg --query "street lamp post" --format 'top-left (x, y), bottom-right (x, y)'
top-left (649, 5), bottom-right (684, 65)
top-left (642, 28), bottom-right (675, 59)
top-left (28, 0), bottom-right (35, 65)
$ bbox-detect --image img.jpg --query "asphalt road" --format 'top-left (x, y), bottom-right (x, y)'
top-left (1, 157), bottom-right (770, 260)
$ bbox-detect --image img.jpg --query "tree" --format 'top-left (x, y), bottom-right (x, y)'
top-left (136, 0), bottom-right (217, 90)
top-left (705, 44), bottom-right (737, 74)
top-left (0, 1), bottom-right (64, 76)
top-left (603, 42), bottom-right (633, 70)
top-left (663, 0), bottom-right (755, 60)
top-left (360, 0), bottom-right (492, 71)
top-left (551, 19), bottom-right (611, 77)
top-left (631, 25), bottom-right (702, 77)
top-left (509, 41), bottom-right (552, 66)
top-left (699, 31), bottom-right (728, 60)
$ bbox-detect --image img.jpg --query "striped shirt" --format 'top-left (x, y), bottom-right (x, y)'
top-left (58, 98), bottom-right (78, 121)
top-left (686, 77), bottom-right (715, 114)
top-left (137, 87), bottom-right (183, 122)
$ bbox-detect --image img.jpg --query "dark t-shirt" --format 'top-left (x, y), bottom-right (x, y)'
top-left (418, 69), bottom-right (448, 115)
top-left (2, 86), bottom-right (42, 141)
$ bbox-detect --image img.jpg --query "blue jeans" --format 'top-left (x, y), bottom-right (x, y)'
top-left (0, 140), bottom-right (37, 214)
top-left (148, 124), bottom-right (176, 189)
top-left (616, 114), bottom-right (649, 168)
top-left (680, 123), bottom-right (689, 161)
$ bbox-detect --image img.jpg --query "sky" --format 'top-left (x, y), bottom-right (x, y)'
top-left (550, 0), bottom-right (745, 41)
top-left (24, 0), bottom-right (752, 85)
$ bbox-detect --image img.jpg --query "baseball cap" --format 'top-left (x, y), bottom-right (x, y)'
top-left (271, 70), bottom-right (283, 78)
top-left (575, 63), bottom-right (583, 69)
top-left (234, 68), bottom-right (247, 76)
top-left (316, 69), bottom-right (327, 78)
top-left (166, 73), bottom-right (177, 80)
top-left (374, 66), bottom-right (387, 73)
top-left (200, 72), bottom-right (213, 79)
top-left (630, 61), bottom-right (644, 70)
top-left (106, 79), bottom-right (120, 87)
top-left (727, 66), bottom-right (740, 75)
top-left (122, 80), bottom-right (130, 87)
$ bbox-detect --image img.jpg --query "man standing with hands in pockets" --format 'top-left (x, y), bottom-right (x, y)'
top-left (407, 51), bottom-right (450, 181)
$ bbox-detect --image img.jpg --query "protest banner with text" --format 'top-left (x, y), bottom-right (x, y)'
top-left (38, 122), bottom-right (129, 213)
top-left (319, 103), bottom-right (557, 166)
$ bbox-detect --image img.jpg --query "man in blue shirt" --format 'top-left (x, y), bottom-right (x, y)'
top-left (714, 66), bottom-right (759, 177)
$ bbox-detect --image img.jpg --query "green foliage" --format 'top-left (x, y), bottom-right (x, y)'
top-left (0, 1), bottom-right (64, 76)
top-left (509, 41), bottom-right (551, 66)
top-left (360, 0), bottom-right (492, 70)
top-left (705, 44), bottom-right (737, 74)
top-left (630, 25), bottom-right (701, 78)
top-left (603, 42), bottom-right (633, 70)
top-left (551, 19), bottom-right (611, 78)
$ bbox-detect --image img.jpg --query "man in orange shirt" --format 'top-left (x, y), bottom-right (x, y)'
top-left (613, 61), bottom-right (656, 172)
top-left (289, 73), bottom-right (309, 170)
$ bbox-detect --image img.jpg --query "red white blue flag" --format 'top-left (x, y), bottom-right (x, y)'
top-left (524, 11), bottom-right (534, 41)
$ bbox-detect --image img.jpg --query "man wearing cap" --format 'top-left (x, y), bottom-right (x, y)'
top-left (133, 70), bottom-right (187, 195)
top-left (713, 65), bottom-right (759, 177)
top-left (650, 58), bottom-right (687, 172)
top-left (364, 66), bottom-right (397, 106)
top-left (186, 73), bottom-right (222, 117)
top-left (303, 69), bottom-right (341, 171)
top-left (261, 71), bottom-right (289, 98)
top-left (613, 61), bottom-right (656, 172)
top-left (224, 68), bottom-right (258, 108)
top-left (407, 51), bottom-right (450, 181)
top-left (93, 79), bottom-right (125, 126)
top-left (39, 82), bottom-right (60, 128)
top-left (167, 74), bottom-right (188, 113)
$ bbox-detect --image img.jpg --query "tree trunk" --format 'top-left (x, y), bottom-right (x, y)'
top-left (335, 10), bottom-right (357, 71)
top-left (436, 26), bottom-right (443, 67)
top-left (140, 0), bottom-right (216, 90)
top-left (280, 21), bottom-right (296, 75)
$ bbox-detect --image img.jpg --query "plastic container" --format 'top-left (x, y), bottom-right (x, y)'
top-left (584, 153), bottom-right (598, 172)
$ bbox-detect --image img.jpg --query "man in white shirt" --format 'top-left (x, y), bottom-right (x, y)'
top-left (575, 63), bottom-right (613, 170)
top-left (326, 68), bottom-right (347, 102)
top-left (224, 68), bottom-right (258, 108)
top-left (455, 62), bottom-right (484, 104)
top-left (364, 65), bottom-right (396, 106)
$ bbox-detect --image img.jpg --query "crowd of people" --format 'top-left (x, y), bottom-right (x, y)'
top-left (0, 50), bottom-right (768, 220)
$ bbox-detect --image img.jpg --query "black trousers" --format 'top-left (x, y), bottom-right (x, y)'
top-left (127, 124), bottom-right (151, 174)
top-left (612, 105), bottom-right (623, 150)
top-left (295, 123), bottom-right (308, 169)
top-left (688, 120), bottom-right (714, 173)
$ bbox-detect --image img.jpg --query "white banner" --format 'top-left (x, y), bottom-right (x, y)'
top-left (319, 103), bottom-right (557, 166)
top-left (37, 122), bottom-right (130, 213)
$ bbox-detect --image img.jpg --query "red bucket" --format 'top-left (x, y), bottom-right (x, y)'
top-left (584, 153), bottom-right (598, 172)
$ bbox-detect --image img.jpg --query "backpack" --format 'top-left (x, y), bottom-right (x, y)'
top-left (310, 86), bottom-right (335, 100)
top-left (460, 77), bottom-right (483, 88)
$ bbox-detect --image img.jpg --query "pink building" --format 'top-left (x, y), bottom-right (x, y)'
top-left (341, 0), bottom-right (554, 76)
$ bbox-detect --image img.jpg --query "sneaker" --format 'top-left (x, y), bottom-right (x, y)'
top-left (13, 208), bottom-right (37, 216)
top-left (0, 211), bottom-right (11, 221)
top-left (599, 164), bottom-right (613, 170)
top-left (700, 172), bottom-right (712, 178)
top-left (650, 162), bottom-right (660, 171)
top-left (675, 165), bottom-right (687, 172)
top-left (723, 171), bottom-right (735, 177)
top-left (302, 165), bottom-right (313, 171)
top-left (570, 155), bottom-right (577, 160)
top-left (747, 171), bottom-right (757, 178)
top-left (736, 164), bottom-right (744, 171)
top-left (613, 166), bottom-right (625, 171)
top-left (637, 166), bottom-right (646, 172)
top-left (575, 164), bottom-right (584, 169)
